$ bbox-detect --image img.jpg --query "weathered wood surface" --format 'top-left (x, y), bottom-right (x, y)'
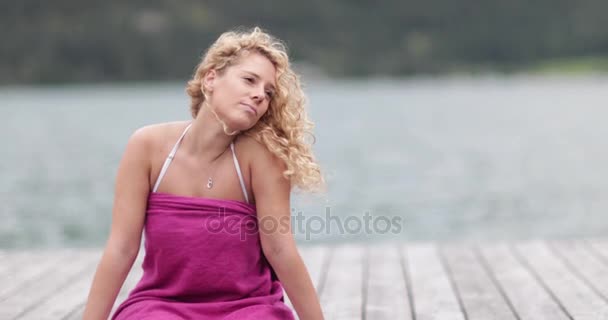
top-left (1, 239), bottom-right (608, 319)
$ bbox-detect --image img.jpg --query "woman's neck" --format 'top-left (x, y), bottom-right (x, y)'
top-left (183, 106), bottom-right (235, 163)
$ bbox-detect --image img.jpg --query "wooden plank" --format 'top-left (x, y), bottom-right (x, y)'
top-left (0, 250), bottom-right (40, 283)
top-left (319, 244), bottom-right (364, 319)
top-left (4, 240), bottom-right (608, 320)
top-left (365, 244), bottom-right (412, 319)
top-left (514, 241), bottom-right (608, 319)
top-left (548, 240), bottom-right (608, 302)
top-left (440, 244), bottom-right (516, 319)
top-left (405, 243), bottom-right (465, 320)
top-left (65, 251), bottom-right (146, 320)
top-left (0, 251), bottom-right (39, 279)
top-left (0, 250), bottom-right (74, 301)
top-left (298, 245), bottom-right (328, 290)
top-left (15, 249), bottom-right (101, 320)
top-left (587, 239), bottom-right (608, 265)
top-left (0, 250), bottom-right (96, 319)
top-left (476, 243), bottom-right (569, 320)
top-left (63, 306), bottom-right (85, 320)
top-left (283, 245), bottom-right (328, 318)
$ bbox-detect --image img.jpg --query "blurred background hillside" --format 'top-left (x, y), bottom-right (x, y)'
top-left (2, 1), bottom-right (608, 248)
top-left (2, 0), bottom-right (608, 84)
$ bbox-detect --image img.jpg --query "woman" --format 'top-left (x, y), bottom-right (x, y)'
top-left (83, 27), bottom-right (325, 320)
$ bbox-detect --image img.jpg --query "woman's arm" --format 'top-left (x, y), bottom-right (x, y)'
top-left (82, 128), bottom-right (152, 320)
top-left (250, 142), bottom-right (324, 320)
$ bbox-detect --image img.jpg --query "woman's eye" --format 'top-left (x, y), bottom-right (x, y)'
top-left (244, 77), bottom-right (254, 83)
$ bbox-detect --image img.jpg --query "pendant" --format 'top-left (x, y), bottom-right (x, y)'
top-left (207, 177), bottom-right (213, 189)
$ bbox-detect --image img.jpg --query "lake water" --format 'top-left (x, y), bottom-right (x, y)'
top-left (2, 75), bottom-right (607, 248)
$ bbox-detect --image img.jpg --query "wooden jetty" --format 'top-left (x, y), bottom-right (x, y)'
top-left (1, 239), bottom-right (608, 319)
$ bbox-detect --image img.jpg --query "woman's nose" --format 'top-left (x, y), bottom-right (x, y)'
top-left (251, 87), bottom-right (265, 102)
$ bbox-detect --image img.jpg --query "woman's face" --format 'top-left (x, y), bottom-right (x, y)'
top-left (204, 52), bottom-right (277, 132)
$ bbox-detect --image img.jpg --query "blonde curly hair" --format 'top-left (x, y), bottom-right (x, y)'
top-left (185, 27), bottom-right (324, 193)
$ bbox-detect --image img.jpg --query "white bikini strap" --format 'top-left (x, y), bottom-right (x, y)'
top-left (230, 142), bottom-right (249, 203)
top-left (152, 123), bottom-right (192, 192)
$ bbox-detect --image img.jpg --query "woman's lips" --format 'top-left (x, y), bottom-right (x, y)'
top-left (240, 103), bottom-right (257, 115)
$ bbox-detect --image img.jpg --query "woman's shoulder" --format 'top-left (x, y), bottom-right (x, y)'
top-left (126, 121), bottom-right (191, 158)
top-left (236, 134), bottom-right (286, 172)
top-left (130, 121), bottom-right (190, 144)
top-left (235, 134), bottom-right (269, 160)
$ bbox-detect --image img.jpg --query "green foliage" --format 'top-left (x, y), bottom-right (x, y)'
top-left (2, 0), bottom-right (608, 84)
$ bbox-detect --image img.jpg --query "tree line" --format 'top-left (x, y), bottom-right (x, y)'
top-left (2, 0), bottom-right (608, 84)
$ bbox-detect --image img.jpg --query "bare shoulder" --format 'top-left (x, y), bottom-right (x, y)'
top-left (129, 120), bottom-right (191, 154)
top-left (236, 134), bottom-right (289, 203)
top-left (131, 120), bottom-right (190, 141)
top-left (236, 134), bottom-right (286, 171)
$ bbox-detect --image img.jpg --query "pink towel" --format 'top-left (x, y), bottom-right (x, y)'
top-left (111, 192), bottom-right (294, 319)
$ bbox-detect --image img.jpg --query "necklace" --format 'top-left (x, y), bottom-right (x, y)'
top-left (186, 114), bottom-right (231, 190)
top-left (205, 147), bottom-right (227, 189)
